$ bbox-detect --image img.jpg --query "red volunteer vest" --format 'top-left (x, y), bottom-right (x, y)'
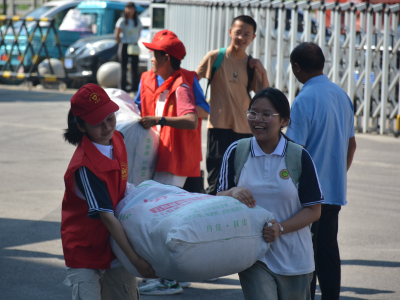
top-left (140, 69), bottom-right (202, 177)
top-left (61, 131), bottom-right (128, 269)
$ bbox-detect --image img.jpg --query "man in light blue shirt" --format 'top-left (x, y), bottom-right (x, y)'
top-left (286, 42), bottom-right (357, 300)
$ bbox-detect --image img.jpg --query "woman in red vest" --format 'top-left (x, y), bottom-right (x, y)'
top-left (137, 30), bottom-right (202, 295)
top-left (138, 30), bottom-right (202, 189)
top-left (61, 84), bottom-right (156, 300)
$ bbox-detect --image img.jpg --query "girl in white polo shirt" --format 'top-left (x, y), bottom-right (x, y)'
top-left (217, 87), bottom-right (324, 300)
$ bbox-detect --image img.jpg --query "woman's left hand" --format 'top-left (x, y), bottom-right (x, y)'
top-left (262, 219), bottom-right (280, 243)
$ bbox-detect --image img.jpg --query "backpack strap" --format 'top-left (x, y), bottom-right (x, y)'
top-left (206, 49), bottom-right (255, 99)
top-left (246, 54), bottom-right (255, 98)
top-left (234, 138), bottom-right (252, 185)
top-left (205, 48), bottom-right (226, 97)
top-left (284, 141), bottom-right (303, 188)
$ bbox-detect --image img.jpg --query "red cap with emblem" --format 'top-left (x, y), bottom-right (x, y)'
top-left (70, 83), bottom-right (119, 126)
top-left (142, 29), bottom-right (186, 61)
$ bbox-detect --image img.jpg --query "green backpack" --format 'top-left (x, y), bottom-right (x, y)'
top-left (233, 138), bottom-right (303, 188)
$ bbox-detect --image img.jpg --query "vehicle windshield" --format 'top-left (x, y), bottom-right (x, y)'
top-left (25, 6), bottom-right (54, 18)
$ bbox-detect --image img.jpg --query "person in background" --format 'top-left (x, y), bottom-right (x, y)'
top-left (196, 15), bottom-right (269, 196)
top-left (217, 87), bottom-right (323, 300)
top-left (134, 47), bottom-right (210, 194)
top-left (135, 30), bottom-right (202, 296)
top-left (286, 42), bottom-right (357, 300)
top-left (115, 2), bottom-right (142, 92)
top-left (62, 83), bottom-right (156, 300)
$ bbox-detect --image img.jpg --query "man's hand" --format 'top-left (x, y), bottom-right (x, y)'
top-left (249, 58), bottom-right (267, 75)
top-left (133, 257), bottom-right (158, 279)
top-left (139, 116), bottom-right (159, 129)
top-left (249, 58), bottom-right (269, 87)
top-left (262, 220), bottom-right (280, 243)
top-left (231, 187), bottom-right (256, 208)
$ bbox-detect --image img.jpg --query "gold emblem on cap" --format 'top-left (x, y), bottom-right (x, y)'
top-left (89, 93), bottom-right (100, 104)
top-left (280, 169), bottom-right (290, 179)
top-left (158, 35), bottom-right (164, 40)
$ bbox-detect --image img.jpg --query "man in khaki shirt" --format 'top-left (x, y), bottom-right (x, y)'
top-left (196, 15), bottom-right (269, 195)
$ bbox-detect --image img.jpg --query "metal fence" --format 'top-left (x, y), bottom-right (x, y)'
top-left (0, 15), bottom-right (69, 89)
top-left (157, 0), bottom-right (400, 135)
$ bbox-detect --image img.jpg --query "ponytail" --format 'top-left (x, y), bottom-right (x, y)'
top-left (63, 109), bottom-right (86, 146)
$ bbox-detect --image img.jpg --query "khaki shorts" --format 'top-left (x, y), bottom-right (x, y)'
top-left (63, 266), bottom-right (139, 300)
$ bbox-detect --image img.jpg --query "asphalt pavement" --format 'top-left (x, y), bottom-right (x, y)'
top-left (1, 86), bottom-right (399, 300)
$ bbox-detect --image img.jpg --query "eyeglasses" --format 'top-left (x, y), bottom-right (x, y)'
top-left (233, 32), bottom-right (253, 39)
top-left (246, 111), bottom-right (279, 122)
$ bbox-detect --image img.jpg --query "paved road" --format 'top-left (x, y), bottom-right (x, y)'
top-left (1, 86), bottom-right (399, 300)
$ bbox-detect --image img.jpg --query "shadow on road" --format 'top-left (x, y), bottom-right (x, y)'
top-left (341, 286), bottom-right (395, 295)
top-left (0, 218), bottom-right (61, 249)
top-left (203, 277), bottom-right (240, 286)
top-left (314, 285), bottom-right (395, 300)
top-left (342, 259), bottom-right (400, 268)
top-left (0, 218), bottom-right (70, 300)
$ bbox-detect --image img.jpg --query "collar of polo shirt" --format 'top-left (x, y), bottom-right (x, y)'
top-left (250, 135), bottom-right (288, 157)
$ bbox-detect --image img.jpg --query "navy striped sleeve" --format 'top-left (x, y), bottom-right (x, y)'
top-left (74, 167), bottom-right (114, 219)
top-left (217, 141), bottom-right (238, 193)
top-left (298, 149), bottom-right (324, 206)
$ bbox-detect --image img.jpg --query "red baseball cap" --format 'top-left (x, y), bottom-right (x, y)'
top-left (70, 83), bottom-right (119, 126)
top-left (142, 30), bottom-right (186, 61)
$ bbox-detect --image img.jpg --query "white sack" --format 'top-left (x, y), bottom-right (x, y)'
top-left (111, 96), bottom-right (159, 186)
top-left (111, 181), bottom-right (274, 282)
top-left (105, 88), bottom-right (141, 115)
top-left (59, 9), bottom-right (92, 31)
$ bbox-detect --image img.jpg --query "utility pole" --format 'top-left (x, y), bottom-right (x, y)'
top-left (2, 0), bottom-right (6, 15)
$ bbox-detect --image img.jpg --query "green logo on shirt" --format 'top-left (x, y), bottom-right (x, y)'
top-left (280, 169), bottom-right (289, 179)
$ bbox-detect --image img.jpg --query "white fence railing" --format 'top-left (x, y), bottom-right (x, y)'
top-left (155, 0), bottom-right (400, 135)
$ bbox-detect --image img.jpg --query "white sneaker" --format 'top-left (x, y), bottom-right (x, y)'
top-left (139, 279), bottom-right (183, 295)
top-left (179, 281), bottom-right (191, 288)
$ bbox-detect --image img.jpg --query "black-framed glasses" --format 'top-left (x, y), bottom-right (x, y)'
top-left (246, 111), bottom-right (279, 122)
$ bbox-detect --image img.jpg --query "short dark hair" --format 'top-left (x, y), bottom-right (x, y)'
top-left (231, 15), bottom-right (257, 34)
top-left (156, 50), bottom-right (183, 71)
top-left (63, 109), bottom-right (86, 146)
top-left (290, 42), bottom-right (325, 73)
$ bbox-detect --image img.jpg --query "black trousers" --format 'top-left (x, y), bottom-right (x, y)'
top-left (206, 128), bottom-right (252, 195)
top-left (311, 204), bottom-right (342, 300)
top-left (118, 43), bottom-right (139, 92)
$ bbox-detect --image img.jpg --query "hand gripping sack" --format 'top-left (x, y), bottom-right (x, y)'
top-left (110, 93), bottom-right (159, 186)
top-left (111, 181), bottom-right (275, 282)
